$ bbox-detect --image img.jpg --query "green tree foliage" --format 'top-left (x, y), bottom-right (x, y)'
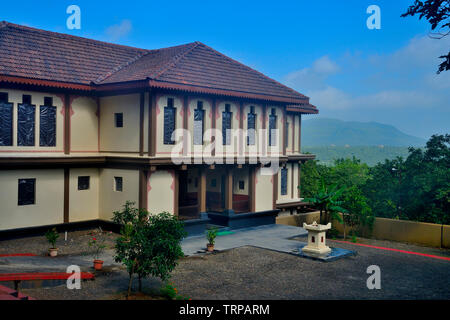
top-left (341, 186), bottom-right (374, 238)
top-left (303, 179), bottom-right (346, 224)
top-left (365, 134), bottom-right (450, 224)
top-left (112, 201), bottom-right (186, 298)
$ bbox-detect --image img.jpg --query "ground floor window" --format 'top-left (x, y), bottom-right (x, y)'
top-left (18, 178), bottom-right (36, 206)
top-left (114, 176), bottom-right (123, 192)
top-left (78, 176), bottom-right (90, 190)
top-left (281, 167), bottom-right (288, 195)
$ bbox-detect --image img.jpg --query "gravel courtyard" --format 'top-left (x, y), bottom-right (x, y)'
top-left (0, 229), bottom-right (449, 300)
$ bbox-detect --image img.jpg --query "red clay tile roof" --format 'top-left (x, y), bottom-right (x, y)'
top-left (0, 21), bottom-right (317, 112)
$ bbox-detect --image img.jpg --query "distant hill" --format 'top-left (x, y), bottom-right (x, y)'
top-left (302, 146), bottom-right (411, 167)
top-left (302, 118), bottom-right (426, 147)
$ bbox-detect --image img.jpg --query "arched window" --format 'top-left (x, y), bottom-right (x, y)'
top-left (222, 104), bottom-right (232, 145)
top-left (164, 98), bottom-right (176, 145)
top-left (269, 108), bottom-right (277, 147)
top-left (247, 106), bottom-right (256, 146)
top-left (194, 101), bottom-right (204, 145)
top-left (0, 92), bottom-right (13, 146)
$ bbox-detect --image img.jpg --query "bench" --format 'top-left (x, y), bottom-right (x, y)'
top-left (0, 272), bottom-right (95, 293)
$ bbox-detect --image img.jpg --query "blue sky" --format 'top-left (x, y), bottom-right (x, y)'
top-left (2, 0), bottom-right (449, 138)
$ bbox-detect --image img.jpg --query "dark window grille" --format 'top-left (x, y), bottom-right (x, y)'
top-left (78, 176), bottom-right (90, 190)
top-left (114, 177), bottom-right (123, 192)
top-left (0, 93), bottom-right (13, 146)
top-left (247, 106), bottom-right (256, 146)
top-left (40, 103), bottom-right (56, 147)
top-left (269, 108), bottom-right (277, 147)
top-left (18, 96), bottom-right (35, 146)
top-left (222, 104), bottom-right (232, 145)
top-left (18, 178), bottom-right (36, 206)
top-left (115, 113), bottom-right (123, 128)
top-left (164, 98), bottom-right (176, 145)
top-left (194, 101), bottom-right (204, 145)
top-left (281, 167), bottom-right (288, 195)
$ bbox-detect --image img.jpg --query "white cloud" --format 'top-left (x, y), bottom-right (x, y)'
top-left (284, 34), bottom-right (450, 114)
top-left (105, 20), bottom-right (132, 41)
top-left (284, 55), bottom-right (340, 91)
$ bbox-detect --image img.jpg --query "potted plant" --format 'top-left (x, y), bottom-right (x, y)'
top-left (88, 234), bottom-right (107, 271)
top-left (45, 228), bottom-right (59, 257)
top-left (206, 227), bottom-right (218, 252)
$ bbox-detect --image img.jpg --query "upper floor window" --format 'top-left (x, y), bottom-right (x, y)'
top-left (0, 92), bottom-right (13, 146)
top-left (247, 106), bottom-right (256, 146)
top-left (222, 104), bottom-right (232, 145)
top-left (280, 167), bottom-right (288, 195)
top-left (164, 98), bottom-right (176, 145)
top-left (18, 95), bottom-right (35, 146)
top-left (39, 97), bottom-right (56, 147)
top-left (115, 113), bottom-right (123, 128)
top-left (268, 108), bottom-right (277, 147)
top-left (18, 178), bottom-right (36, 206)
top-left (194, 101), bottom-right (204, 145)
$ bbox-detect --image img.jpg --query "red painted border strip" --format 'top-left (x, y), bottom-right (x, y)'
top-left (0, 272), bottom-right (95, 281)
top-left (0, 253), bottom-right (37, 257)
top-left (331, 240), bottom-right (450, 261)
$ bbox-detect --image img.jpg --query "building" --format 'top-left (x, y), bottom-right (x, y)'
top-left (0, 21), bottom-right (318, 234)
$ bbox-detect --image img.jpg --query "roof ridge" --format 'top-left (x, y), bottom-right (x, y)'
top-left (152, 41), bottom-right (200, 80)
top-left (94, 50), bottom-right (151, 84)
top-left (196, 42), bottom-right (308, 101)
top-left (1, 21), bottom-right (147, 52)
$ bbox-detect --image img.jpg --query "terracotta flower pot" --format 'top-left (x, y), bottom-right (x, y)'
top-left (93, 259), bottom-right (104, 271)
top-left (207, 244), bottom-right (214, 252)
top-left (49, 248), bottom-right (58, 257)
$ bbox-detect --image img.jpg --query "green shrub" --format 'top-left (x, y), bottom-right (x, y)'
top-left (113, 201), bottom-right (187, 297)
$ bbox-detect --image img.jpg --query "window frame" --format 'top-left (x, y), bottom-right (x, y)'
top-left (114, 176), bottom-right (123, 192)
top-left (77, 176), bottom-right (90, 191)
top-left (18, 178), bottom-right (36, 206)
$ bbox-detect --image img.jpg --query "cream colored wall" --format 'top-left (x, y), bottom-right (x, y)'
top-left (186, 98), bottom-right (212, 157)
top-left (147, 170), bottom-right (174, 214)
top-left (255, 167), bottom-right (273, 211)
top-left (69, 168), bottom-right (100, 222)
top-left (0, 88), bottom-right (64, 153)
top-left (0, 169), bottom-right (64, 230)
top-left (156, 94), bottom-right (183, 156)
top-left (215, 101), bottom-right (239, 157)
top-left (143, 92), bottom-right (149, 154)
top-left (286, 114), bottom-right (294, 154)
top-left (294, 114), bottom-right (301, 153)
top-left (99, 168), bottom-right (139, 220)
top-left (100, 94), bottom-right (140, 153)
top-left (71, 96), bottom-right (98, 153)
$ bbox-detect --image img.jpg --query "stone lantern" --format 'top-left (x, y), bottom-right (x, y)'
top-left (302, 221), bottom-right (332, 257)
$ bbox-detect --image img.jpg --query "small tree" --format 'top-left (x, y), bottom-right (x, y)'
top-left (304, 178), bottom-right (346, 224)
top-left (113, 201), bottom-right (186, 298)
top-left (341, 186), bottom-right (374, 239)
